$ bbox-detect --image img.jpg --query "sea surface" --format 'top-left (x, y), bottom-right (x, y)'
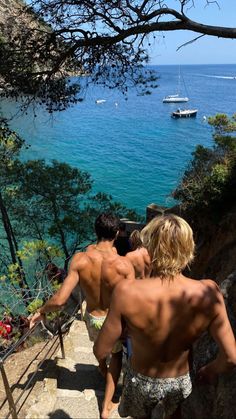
top-left (2, 64), bottom-right (236, 215)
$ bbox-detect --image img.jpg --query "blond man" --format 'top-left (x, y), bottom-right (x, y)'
top-left (94, 214), bottom-right (236, 419)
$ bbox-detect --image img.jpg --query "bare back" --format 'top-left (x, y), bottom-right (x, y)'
top-left (70, 244), bottom-right (118, 316)
top-left (116, 274), bottom-right (226, 378)
top-left (126, 247), bottom-right (151, 279)
top-left (70, 243), bottom-right (135, 316)
top-left (101, 254), bottom-right (135, 309)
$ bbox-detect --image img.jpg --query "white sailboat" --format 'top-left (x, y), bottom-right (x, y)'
top-left (163, 67), bottom-right (189, 103)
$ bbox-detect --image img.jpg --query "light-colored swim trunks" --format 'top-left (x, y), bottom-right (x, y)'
top-left (84, 311), bottom-right (122, 353)
top-left (118, 361), bottom-right (192, 419)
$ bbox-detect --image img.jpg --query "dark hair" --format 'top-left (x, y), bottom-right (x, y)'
top-left (119, 222), bottom-right (126, 232)
top-left (95, 213), bottom-right (120, 241)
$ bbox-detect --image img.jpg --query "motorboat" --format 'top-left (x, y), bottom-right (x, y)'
top-left (171, 109), bottom-right (198, 118)
top-left (163, 94), bottom-right (189, 103)
top-left (95, 99), bottom-right (106, 104)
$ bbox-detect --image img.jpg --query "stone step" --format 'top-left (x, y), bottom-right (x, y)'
top-left (26, 319), bottom-right (123, 419)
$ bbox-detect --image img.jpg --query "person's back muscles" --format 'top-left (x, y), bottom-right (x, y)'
top-left (29, 212), bottom-right (121, 327)
top-left (94, 214), bottom-right (236, 419)
top-left (112, 276), bottom-right (236, 376)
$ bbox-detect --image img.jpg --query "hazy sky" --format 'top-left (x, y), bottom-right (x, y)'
top-left (149, 1), bottom-right (236, 65)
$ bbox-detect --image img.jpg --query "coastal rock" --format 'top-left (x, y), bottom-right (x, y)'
top-left (182, 271), bottom-right (236, 419)
top-left (189, 205), bottom-right (236, 283)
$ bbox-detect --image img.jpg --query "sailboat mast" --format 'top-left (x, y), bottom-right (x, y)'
top-left (177, 65), bottom-right (181, 95)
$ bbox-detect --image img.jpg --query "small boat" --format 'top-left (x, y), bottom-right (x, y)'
top-left (95, 99), bottom-right (106, 104)
top-left (172, 109), bottom-right (198, 118)
top-left (163, 94), bottom-right (189, 103)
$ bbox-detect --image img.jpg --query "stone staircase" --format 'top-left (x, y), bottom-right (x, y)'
top-left (26, 319), bottom-right (122, 419)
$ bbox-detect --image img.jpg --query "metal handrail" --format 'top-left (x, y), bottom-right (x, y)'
top-left (0, 305), bottom-right (80, 419)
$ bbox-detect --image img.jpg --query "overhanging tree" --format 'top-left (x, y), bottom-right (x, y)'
top-left (0, 1), bottom-right (236, 111)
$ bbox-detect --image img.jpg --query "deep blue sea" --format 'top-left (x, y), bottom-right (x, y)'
top-left (2, 64), bottom-right (236, 215)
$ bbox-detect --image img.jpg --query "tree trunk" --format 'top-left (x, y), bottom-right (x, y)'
top-left (0, 191), bottom-right (31, 300)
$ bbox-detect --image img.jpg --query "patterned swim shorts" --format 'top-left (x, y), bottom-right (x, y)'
top-left (84, 311), bottom-right (122, 353)
top-left (118, 361), bottom-right (192, 418)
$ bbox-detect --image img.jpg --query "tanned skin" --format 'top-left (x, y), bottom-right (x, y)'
top-left (29, 241), bottom-right (118, 327)
top-left (126, 247), bottom-right (151, 279)
top-left (94, 274), bottom-right (236, 418)
top-left (29, 239), bottom-right (135, 419)
top-left (99, 254), bottom-right (135, 419)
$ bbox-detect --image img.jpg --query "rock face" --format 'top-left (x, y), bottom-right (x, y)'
top-left (182, 271), bottom-right (236, 419)
top-left (0, 0), bottom-right (23, 25)
top-left (190, 206), bottom-right (236, 284)
top-left (146, 202), bottom-right (236, 284)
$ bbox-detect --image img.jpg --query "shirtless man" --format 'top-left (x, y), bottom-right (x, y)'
top-left (29, 213), bottom-right (123, 330)
top-left (29, 212), bottom-right (134, 418)
top-left (126, 229), bottom-right (151, 279)
top-left (94, 214), bottom-right (236, 419)
top-left (100, 251), bottom-right (135, 419)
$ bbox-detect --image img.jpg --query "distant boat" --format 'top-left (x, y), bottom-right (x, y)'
top-left (163, 94), bottom-right (189, 103)
top-left (95, 99), bottom-right (106, 104)
top-left (172, 109), bottom-right (198, 118)
top-left (163, 66), bottom-right (189, 103)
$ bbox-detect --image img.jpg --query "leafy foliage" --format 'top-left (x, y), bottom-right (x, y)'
top-left (0, 120), bottom-right (141, 328)
top-left (0, 1), bottom-right (236, 111)
top-left (173, 114), bottom-right (236, 216)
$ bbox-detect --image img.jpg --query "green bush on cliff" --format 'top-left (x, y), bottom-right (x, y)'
top-left (173, 114), bottom-right (236, 215)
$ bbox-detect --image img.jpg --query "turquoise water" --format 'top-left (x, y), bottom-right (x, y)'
top-left (3, 64), bottom-right (236, 215)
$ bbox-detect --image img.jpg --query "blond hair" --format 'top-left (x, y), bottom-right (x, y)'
top-left (129, 229), bottom-right (143, 250)
top-left (141, 214), bottom-right (195, 278)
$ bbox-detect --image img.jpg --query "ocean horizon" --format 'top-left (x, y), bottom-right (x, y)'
top-left (2, 63), bottom-right (236, 215)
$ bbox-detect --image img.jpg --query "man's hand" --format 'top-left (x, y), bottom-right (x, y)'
top-left (29, 312), bottom-right (45, 329)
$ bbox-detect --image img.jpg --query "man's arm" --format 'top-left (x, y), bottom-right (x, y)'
top-left (93, 281), bottom-right (127, 363)
top-left (29, 254), bottom-right (82, 328)
top-left (197, 281), bottom-right (236, 383)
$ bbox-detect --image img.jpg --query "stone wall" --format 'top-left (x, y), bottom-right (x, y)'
top-left (182, 271), bottom-right (236, 419)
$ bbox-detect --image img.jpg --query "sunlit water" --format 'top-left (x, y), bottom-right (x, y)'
top-left (2, 64), bottom-right (236, 215)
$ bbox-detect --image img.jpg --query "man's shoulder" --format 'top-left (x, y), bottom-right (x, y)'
top-left (126, 249), bottom-right (140, 261)
top-left (86, 244), bottom-right (96, 252)
top-left (113, 276), bottom-right (136, 295)
top-left (199, 278), bottom-right (220, 293)
top-left (115, 255), bottom-right (134, 271)
top-left (71, 251), bottom-right (90, 267)
top-left (186, 277), bottom-right (222, 308)
top-left (199, 278), bottom-right (222, 300)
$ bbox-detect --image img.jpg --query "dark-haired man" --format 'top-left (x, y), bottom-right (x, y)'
top-left (29, 213), bottom-right (134, 417)
top-left (94, 214), bottom-right (236, 419)
top-left (30, 213), bottom-right (130, 333)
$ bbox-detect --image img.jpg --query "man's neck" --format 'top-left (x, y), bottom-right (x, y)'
top-left (95, 239), bottom-right (114, 251)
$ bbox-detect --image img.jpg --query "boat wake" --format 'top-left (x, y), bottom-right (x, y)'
top-left (201, 74), bottom-right (236, 80)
